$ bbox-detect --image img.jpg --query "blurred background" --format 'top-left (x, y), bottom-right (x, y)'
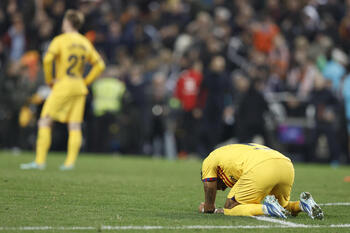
top-left (1, 0), bottom-right (350, 165)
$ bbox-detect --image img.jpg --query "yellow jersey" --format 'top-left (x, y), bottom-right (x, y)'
top-left (43, 32), bottom-right (105, 96)
top-left (201, 143), bottom-right (290, 188)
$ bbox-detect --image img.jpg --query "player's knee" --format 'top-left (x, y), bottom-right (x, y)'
top-left (280, 200), bottom-right (289, 209)
top-left (274, 195), bottom-right (289, 208)
top-left (224, 197), bottom-right (241, 209)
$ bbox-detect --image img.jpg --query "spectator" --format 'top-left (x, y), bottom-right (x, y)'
top-left (286, 46), bottom-right (319, 99)
top-left (149, 72), bottom-right (170, 157)
top-left (309, 34), bottom-right (333, 71)
top-left (6, 12), bottom-right (25, 62)
top-left (105, 21), bottom-right (123, 64)
top-left (227, 27), bottom-right (253, 73)
top-left (123, 65), bottom-right (150, 154)
top-left (268, 34), bottom-right (290, 81)
top-left (234, 76), bottom-right (270, 145)
top-left (322, 48), bottom-right (347, 95)
top-left (300, 4), bottom-right (321, 41)
top-left (0, 6), bottom-right (8, 36)
top-left (343, 71), bottom-right (350, 159)
top-left (175, 60), bottom-right (203, 157)
top-left (279, 1), bottom-right (302, 43)
top-left (251, 14), bottom-right (279, 54)
top-left (339, 12), bottom-right (350, 51)
top-left (308, 76), bottom-right (341, 165)
top-left (158, 0), bottom-right (189, 50)
top-left (0, 40), bottom-right (5, 68)
top-left (90, 66), bottom-right (126, 153)
top-left (198, 56), bottom-right (229, 157)
top-left (47, 0), bottom-right (66, 36)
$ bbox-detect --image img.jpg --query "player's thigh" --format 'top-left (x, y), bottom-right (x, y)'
top-left (40, 94), bottom-right (55, 118)
top-left (40, 94), bottom-right (70, 121)
top-left (227, 169), bottom-right (273, 204)
top-left (227, 177), bottom-right (262, 204)
top-left (227, 159), bottom-right (290, 204)
top-left (269, 160), bottom-right (295, 207)
top-left (68, 95), bottom-right (86, 123)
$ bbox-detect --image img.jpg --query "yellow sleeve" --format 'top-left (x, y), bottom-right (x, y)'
top-left (84, 44), bottom-right (106, 86)
top-left (43, 38), bottom-right (60, 85)
top-left (201, 156), bottom-right (218, 182)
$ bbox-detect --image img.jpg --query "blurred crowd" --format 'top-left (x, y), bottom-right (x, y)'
top-left (1, 0), bottom-right (350, 164)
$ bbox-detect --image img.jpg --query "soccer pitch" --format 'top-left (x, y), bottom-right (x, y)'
top-left (1, 151), bottom-right (349, 233)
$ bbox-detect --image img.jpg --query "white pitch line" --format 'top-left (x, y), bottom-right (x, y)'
top-left (1, 224), bottom-right (350, 231)
top-left (329, 224), bottom-right (350, 228)
top-left (252, 216), bottom-right (308, 227)
top-left (101, 225), bottom-right (273, 230)
top-left (0, 203), bottom-right (349, 231)
top-left (0, 226), bottom-right (96, 231)
top-left (253, 203), bottom-right (350, 229)
top-left (320, 202), bottom-right (350, 206)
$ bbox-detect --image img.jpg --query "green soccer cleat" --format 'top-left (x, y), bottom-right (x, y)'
top-left (263, 195), bottom-right (288, 219)
top-left (20, 161), bottom-right (46, 170)
top-left (300, 192), bottom-right (324, 220)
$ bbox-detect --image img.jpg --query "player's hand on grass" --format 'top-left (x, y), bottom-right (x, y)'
top-left (198, 202), bottom-right (216, 213)
top-left (198, 202), bottom-right (205, 213)
top-left (215, 208), bottom-right (224, 214)
top-left (198, 202), bottom-right (223, 214)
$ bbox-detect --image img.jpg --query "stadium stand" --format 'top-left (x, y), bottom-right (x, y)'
top-left (0, 0), bottom-right (349, 164)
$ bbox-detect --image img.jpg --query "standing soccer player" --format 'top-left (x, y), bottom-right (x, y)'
top-left (199, 143), bottom-right (324, 219)
top-left (21, 10), bottom-right (105, 170)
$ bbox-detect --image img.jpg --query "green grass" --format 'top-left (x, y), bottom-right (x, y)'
top-left (0, 151), bottom-right (349, 232)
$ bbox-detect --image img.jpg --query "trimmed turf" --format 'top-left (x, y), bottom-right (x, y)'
top-left (0, 151), bottom-right (349, 232)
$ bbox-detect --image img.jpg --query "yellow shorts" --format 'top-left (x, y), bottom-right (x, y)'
top-left (41, 93), bottom-right (86, 123)
top-left (227, 158), bottom-right (294, 208)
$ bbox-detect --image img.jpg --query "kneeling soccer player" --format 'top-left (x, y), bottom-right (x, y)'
top-left (199, 143), bottom-right (324, 219)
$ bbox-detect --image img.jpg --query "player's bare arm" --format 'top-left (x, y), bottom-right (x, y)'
top-left (203, 180), bottom-right (217, 213)
top-left (199, 180), bottom-right (224, 214)
top-left (43, 51), bottom-right (56, 87)
top-left (84, 58), bottom-right (105, 86)
top-left (199, 175), bottom-right (228, 214)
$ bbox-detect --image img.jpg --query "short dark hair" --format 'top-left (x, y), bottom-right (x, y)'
top-left (64, 9), bottom-right (84, 30)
